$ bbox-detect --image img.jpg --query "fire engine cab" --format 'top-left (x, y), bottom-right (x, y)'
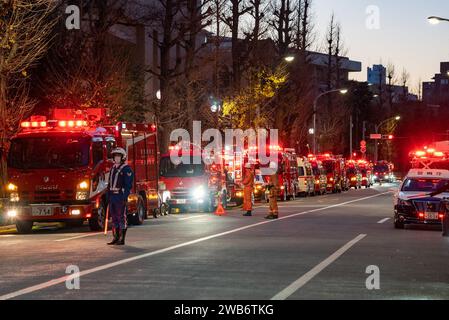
top-left (5, 108), bottom-right (159, 233)
top-left (159, 144), bottom-right (226, 213)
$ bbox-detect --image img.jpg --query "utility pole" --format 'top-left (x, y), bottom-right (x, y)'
top-left (349, 115), bottom-right (353, 158)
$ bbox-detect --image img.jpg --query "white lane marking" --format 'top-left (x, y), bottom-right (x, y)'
top-left (377, 218), bottom-right (390, 224)
top-left (271, 234), bottom-right (367, 300)
top-left (177, 214), bottom-right (208, 221)
top-left (0, 192), bottom-right (390, 300)
top-left (55, 232), bottom-right (104, 242)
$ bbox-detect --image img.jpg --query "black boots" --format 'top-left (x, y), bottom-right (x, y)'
top-left (107, 228), bottom-right (127, 245)
top-left (107, 228), bottom-right (119, 245)
top-left (243, 211), bottom-right (252, 217)
top-left (265, 214), bottom-right (279, 220)
top-left (116, 228), bottom-right (127, 245)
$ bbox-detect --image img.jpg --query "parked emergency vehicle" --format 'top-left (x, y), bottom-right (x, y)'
top-left (317, 154), bottom-right (343, 193)
top-left (345, 160), bottom-right (362, 189)
top-left (253, 169), bottom-right (267, 201)
top-left (262, 147), bottom-right (299, 201)
top-left (297, 156), bottom-right (314, 196)
top-left (373, 160), bottom-right (394, 183)
top-left (357, 160), bottom-right (373, 188)
top-left (308, 155), bottom-right (327, 195)
top-left (223, 149), bottom-right (245, 206)
top-left (159, 144), bottom-right (226, 213)
top-left (5, 108), bottom-right (159, 233)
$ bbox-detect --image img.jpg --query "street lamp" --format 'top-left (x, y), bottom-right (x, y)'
top-left (284, 55), bottom-right (295, 63)
top-left (312, 88), bottom-right (348, 154)
top-left (373, 115), bottom-right (401, 162)
top-left (428, 16), bottom-right (449, 25)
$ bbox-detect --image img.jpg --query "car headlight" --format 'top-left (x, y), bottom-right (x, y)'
top-left (10, 192), bottom-right (20, 202)
top-left (78, 180), bottom-right (89, 190)
top-left (351, 177), bottom-right (357, 181)
top-left (7, 183), bottom-right (18, 192)
top-left (193, 186), bottom-right (206, 199)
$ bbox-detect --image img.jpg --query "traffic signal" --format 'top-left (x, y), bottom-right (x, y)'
top-left (381, 134), bottom-right (394, 140)
top-left (388, 135), bottom-right (394, 140)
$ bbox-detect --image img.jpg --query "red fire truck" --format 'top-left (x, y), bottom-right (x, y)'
top-left (307, 154), bottom-right (328, 196)
top-left (5, 108), bottom-right (159, 233)
top-left (345, 160), bottom-right (362, 189)
top-left (357, 160), bottom-right (373, 188)
top-left (159, 144), bottom-right (226, 213)
top-left (262, 147), bottom-right (299, 201)
top-left (317, 153), bottom-right (344, 193)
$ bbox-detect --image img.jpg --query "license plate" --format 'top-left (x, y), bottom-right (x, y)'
top-left (425, 212), bottom-right (439, 220)
top-left (31, 206), bottom-right (53, 216)
top-left (176, 199), bottom-right (187, 204)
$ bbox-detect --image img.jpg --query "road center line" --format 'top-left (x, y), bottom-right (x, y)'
top-left (0, 191), bottom-right (390, 300)
top-left (271, 234), bottom-right (367, 300)
top-left (377, 218), bottom-right (390, 224)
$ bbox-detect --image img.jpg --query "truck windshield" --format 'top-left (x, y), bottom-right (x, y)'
top-left (402, 178), bottom-right (449, 192)
top-left (346, 168), bottom-right (357, 175)
top-left (8, 135), bottom-right (90, 169)
top-left (322, 161), bottom-right (334, 174)
top-left (374, 165), bottom-right (388, 172)
top-left (159, 156), bottom-right (205, 177)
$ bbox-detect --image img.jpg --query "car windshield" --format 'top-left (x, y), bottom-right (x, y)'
top-left (402, 178), bottom-right (449, 192)
top-left (160, 156), bottom-right (205, 177)
top-left (374, 165), bottom-right (389, 172)
top-left (8, 135), bottom-right (90, 169)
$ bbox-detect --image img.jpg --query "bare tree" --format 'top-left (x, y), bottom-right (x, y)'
top-left (0, 0), bottom-right (57, 194)
top-left (269, 0), bottom-right (295, 56)
top-left (222, 0), bottom-right (252, 90)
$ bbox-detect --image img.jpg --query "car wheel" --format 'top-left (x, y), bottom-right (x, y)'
top-left (394, 220), bottom-right (405, 229)
top-left (16, 220), bottom-right (33, 234)
top-left (89, 200), bottom-right (107, 231)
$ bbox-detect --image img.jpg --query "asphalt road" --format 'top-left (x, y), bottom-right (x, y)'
top-left (1, 183), bottom-right (449, 300)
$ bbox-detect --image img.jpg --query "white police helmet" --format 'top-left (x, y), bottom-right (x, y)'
top-left (112, 147), bottom-right (127, 160)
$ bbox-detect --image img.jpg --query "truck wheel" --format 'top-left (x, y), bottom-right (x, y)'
top-left (16, 221), bottom-right (33, 234)
top-left (130, 198), bottom-right (146, 225)
top-left (89, 201), bottom-right (107, 231)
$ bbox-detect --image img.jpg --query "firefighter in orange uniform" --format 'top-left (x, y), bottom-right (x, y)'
top-left (266, 162), bottom-right (279, 219)
top-left (242, 163), bottom-right (254, 216)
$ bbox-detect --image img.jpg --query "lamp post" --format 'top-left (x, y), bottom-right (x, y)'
top-left (373, 116), bottom-right (401, 162)
top-left (312, 88), bottom-right (348, 154)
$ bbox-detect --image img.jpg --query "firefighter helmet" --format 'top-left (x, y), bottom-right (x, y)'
top-left (112, 147), bottom-right (127, 160)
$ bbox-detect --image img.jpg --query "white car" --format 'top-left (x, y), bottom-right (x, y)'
top-left (393, 169), bottom-right (449, 229)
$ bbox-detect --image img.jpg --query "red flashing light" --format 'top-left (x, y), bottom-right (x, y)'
top-left (418, 212), bottom-right (425, 219)
top-left (434, 152), bottom-right (444, 157)
top-left (388, 135), bottom-right (394, 140)
top-left (150, 123), bottom-right (157, 132)
top-left (21, 121), bottom-right (47, 128)
top-left (415, 151), bottom-right (426, 157)
top-left (21, 122), bottom-right (30, 128)
top-left (427, 148), bottom-right (435, 154)
top-left (439, 214), bottom-right (444, 219)
top-left (59, 121), bottom-right (67, 127)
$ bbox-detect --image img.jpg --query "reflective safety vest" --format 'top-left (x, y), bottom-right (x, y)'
top-left (108, 163), bottom-right (127, 193)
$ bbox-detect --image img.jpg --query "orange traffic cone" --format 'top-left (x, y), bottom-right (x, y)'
top-left (215, 194), bottom-right (226, 216)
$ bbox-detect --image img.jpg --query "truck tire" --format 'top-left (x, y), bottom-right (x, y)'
top-left (16, 220), bottom-right (33, 234)
top-left (89, 201), bottom-right (107, 231)
top-left (130, 198), bottom-right (145, 225)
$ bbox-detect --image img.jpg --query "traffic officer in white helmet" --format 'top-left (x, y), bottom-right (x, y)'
top-left (107, 147), bottom-right (134, 245)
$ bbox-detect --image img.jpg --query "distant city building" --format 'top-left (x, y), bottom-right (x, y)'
top-left (367, 64), bottom-right (387, 86)
top-left (367, 64), bottom-right (416, 103)
top-left (423, 62), bottom-right (449, 106)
